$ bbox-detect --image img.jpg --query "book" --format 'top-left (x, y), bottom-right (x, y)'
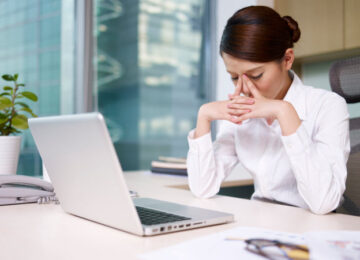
top-left (158, 156), bottom-right (186, 164)
top-left (151, 157), bottom-right (187, 176)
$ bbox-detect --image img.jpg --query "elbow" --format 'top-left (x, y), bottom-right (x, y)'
top-left (187, 165), bottom-right (220, 199)
top-left (188, 173), bottom-right (220, 199)
top-left (189, 183), bottom-right (219, 199)
top-left (309, 205), bottom-right (335, 215)
top-left (307, 193), bottom-right (341, 215)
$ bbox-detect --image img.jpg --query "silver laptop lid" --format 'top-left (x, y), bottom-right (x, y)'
top-left (29, 113), bottom-right (143, 235)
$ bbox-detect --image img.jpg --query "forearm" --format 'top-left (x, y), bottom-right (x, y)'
top-left (275, 101), bottom-right (302, 136)
top-left (187, 123), bottom-right (239, 198)
top-left (194, 104), bottom-right (212, 138)
top-left (282, 125), bottom-right (347, 214)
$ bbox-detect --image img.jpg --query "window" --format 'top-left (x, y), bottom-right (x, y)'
top-left (0, 0), bottom-right (63, 176)
top-left (95, 0), bottom-right (214, 170)
top-left (0, 0), bottom-right (214, 175)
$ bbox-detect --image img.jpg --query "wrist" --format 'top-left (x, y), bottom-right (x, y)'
top-left (275, 101), bottom-right (302, 136)
top-left (198, 103), bottom-right (213, 123)
top-left (195, 104), bottom-right (212, 138)
top-left (273, 100), bottom-right (291, 120)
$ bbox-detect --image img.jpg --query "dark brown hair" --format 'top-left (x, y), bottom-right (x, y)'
top-left (220, 6), bottom-right (301, 62)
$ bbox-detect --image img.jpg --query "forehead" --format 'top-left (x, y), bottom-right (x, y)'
top-left (222, 52), bottom-right (266, 74)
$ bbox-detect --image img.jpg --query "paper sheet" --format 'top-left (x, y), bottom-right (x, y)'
top-left (138, 227), bottom-right (305, 260)
top-left (305, 231), bottom-right (360, 260)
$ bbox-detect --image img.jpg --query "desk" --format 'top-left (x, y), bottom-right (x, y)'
top-left (1, 171), bottom-right (360, 260)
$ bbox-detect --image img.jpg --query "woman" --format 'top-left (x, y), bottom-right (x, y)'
top-left (187, 6), bottom-right (350, 214)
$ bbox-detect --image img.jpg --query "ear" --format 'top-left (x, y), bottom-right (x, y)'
top-left (282, 48), bottom-right (294, 71)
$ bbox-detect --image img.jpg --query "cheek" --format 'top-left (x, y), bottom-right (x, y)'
top-left (255, 78), bottom-right (275, 93)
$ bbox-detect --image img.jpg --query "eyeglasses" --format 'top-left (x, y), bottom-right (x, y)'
top-left (244, 238), bottom-right (309, 260)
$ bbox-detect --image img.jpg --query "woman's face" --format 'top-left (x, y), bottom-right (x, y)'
top-left (222, 50), bottom-right (293, 100)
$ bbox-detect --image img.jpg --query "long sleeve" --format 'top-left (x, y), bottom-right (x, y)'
top-left (187, 121), bottom-right (239, 198)
top-left (281, 94), bottom-right (350, 214)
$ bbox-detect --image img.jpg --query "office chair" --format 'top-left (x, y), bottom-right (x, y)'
top-left (329, 55), bottom-right (360, 216)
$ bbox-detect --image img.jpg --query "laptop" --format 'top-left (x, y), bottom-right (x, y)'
top-left (28, 113), bottom-right (234, 236)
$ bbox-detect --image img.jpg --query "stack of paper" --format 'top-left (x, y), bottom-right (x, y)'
top-left (151, 156), bottom-right (187, 176)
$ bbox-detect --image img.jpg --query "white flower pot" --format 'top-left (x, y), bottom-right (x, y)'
top-left (0, 136), bottom-right (21, 175)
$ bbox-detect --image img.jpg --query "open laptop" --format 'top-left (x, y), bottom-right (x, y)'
top-left (28, 113), bottom-right (234, 236)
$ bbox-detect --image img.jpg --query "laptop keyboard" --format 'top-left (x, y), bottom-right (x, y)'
top-left (136, 206), bottom-right (191, 225)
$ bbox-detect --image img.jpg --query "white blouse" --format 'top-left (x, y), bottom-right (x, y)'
top-left (187, 73), bottom-right (350, 214)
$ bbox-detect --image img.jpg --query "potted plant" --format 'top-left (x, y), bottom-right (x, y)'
top-left (0, 74), bottom-right (38, 175)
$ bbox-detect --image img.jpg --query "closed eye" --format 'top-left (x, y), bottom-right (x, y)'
top-left (248, 73), bottom-right (263, 80)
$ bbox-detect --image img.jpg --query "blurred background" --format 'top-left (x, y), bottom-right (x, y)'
top-left (0, 0), bottom-right (358, 176)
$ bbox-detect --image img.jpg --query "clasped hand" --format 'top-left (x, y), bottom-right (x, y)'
top-left (197, 74), bottom-right (300, 138)
top-left (226, 75), bottom-right (278, 125)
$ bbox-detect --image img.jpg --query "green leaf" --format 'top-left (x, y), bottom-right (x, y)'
top-left (11, 114), bottom-right (28, 130)
top-left (7, 126), bottom-right (21, 134)
top-left (0, 113), bottom-right (8, 124)
top-left (0, 93), bottom-right (10, 97)
top-left (13, 74), bottom-right (18, 81)
top-left (3, 86), bottom-right (12, 91)
top-left (0, 96), bottom-right (12, 110)
top-left (20, 91), bottom-right (38, 102)
top-left (17, 83), bottom-right (25, 87)
top-left (15, 102), bottom-right (30, 108)
top-left (20, 107), bottom-right (37, 117)
top-left (2, 74), bottom-right (14, 81)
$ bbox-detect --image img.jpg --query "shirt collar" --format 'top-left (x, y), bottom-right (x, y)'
top-left (283, 71), bottom-right (307, 121)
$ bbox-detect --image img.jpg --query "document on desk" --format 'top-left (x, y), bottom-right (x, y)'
top-left (305, 231), bottom-right (360, 260)
top-left (138, 227), bottom-right (306, 260)
top-left (139, 227), bottom-right (360, 260)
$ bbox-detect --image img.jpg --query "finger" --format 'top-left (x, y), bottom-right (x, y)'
top-left (227, 103), bottom-right (253, 110)
top-left (229, 114), bottom-right (249, 124)
top-left (243, 82), bottom-right (250, 97)
top-left (243, 75), bottom-right (261, 98)
top-left (228, 93), bottom-right (238, 100)
top-left (228, 108), bottom-right (252, 123)
top-left (227, 109), bottom-right (251, 117)
top-left (228, 78), bottom-right (242, 100)
top-left (238, 112), bottom-right (254, 121)
top-left (229, 115), bottom-right (242, 124)
top-left (229, 96), bottom-right (255, 105)
top-left (233, 76), bottom-right (242, 97)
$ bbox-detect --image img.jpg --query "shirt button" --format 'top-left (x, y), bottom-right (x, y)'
top-left (288, 142), bottom-right (293, 149)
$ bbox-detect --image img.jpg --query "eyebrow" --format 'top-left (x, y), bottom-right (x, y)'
top-left (227, 65), bottom-right (264, 75)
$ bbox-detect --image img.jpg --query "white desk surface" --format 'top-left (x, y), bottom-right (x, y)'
top-left (1, 171), bottom-right (360, 260)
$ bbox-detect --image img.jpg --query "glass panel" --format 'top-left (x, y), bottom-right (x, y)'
top-left (0, 0), bottom-right (73, 177)
top-left (95, 0), bottom-right (210, 170)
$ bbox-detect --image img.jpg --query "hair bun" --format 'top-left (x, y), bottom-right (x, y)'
top-left (282, 16), bottom-right (301, 43)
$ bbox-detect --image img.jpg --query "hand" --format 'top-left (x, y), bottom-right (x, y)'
top-left (227, 75), bottom-right (281, 125)
top-left (195, 96), bottom-right (254, 138)
top-left (198, 100), bottom-right (241, 122)
top-left (228, 76), bottom-right (243, 100)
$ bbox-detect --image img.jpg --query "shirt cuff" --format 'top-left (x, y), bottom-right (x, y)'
top-left (188, 129), bottom-right (212, 154)
top-left (281, 123), bottom-right (311, 156)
